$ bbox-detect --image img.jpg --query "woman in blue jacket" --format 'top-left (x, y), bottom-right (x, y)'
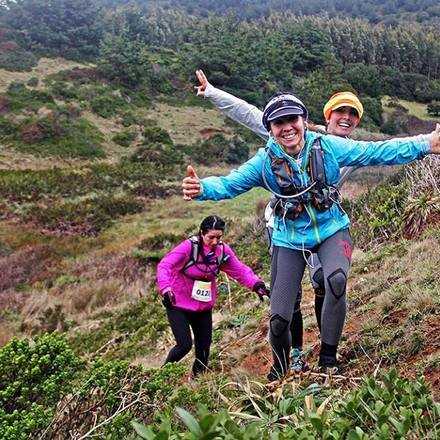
top-left (182, 93), bottom-right (440, 380)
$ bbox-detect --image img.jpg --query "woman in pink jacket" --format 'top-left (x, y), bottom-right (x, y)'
top-left (157, 215), bottom-right (269, 376)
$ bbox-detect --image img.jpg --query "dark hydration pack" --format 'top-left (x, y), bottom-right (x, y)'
top-left (182, 236), bottom-right (229, 275)
top-left (268, 137), bottom-right (339, 220)
top-left (308, 137), bottom-right (339, 211)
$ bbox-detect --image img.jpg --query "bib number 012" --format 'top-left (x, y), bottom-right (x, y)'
top-left (191, 280), bottom-right (212, 302)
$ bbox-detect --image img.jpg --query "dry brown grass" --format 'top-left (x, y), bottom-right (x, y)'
top-left (406, 291), bottom-right (436, 314)
top-left (0, 321), bottom-right (16, 347)
top-left (81, 110), bottom-right (128, 158)
top-left (142, 102), bottom-right (232, 144)
top-left (0, 243), bottom-right (60, 291)
top-left (0, 57), bottom-right (89, 93)
top-left (19, 276), bottom-right (143, 335)
top-left (63, 278), bottom-right (125, 313)
top-left (374, 292), bottom-right (395, 314)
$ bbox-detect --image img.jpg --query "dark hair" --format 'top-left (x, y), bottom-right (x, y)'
top-left (199, 215), bottom-right (226, 234)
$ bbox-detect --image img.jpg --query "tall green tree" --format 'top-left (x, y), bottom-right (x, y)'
top-left (1, 0), bottom-right (104, 59)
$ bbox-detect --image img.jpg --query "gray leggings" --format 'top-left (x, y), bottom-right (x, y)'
top-left (269, 229), bottom-right (353, 375)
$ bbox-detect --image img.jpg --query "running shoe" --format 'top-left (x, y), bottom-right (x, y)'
top-left (290, 348), bottom-right (309, 373)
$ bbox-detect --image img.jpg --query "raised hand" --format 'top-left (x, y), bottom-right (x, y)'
top-left (195, 69), bottom-right (210, 97)
top-left (429, 123), bottom-right (440, 154)
top-left (182, 165), bottom-right (202, 200)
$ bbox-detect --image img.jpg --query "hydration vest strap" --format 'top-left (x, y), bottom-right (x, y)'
top-left (309, 137), bottom-right (326, 187)
top-left (182, 236), bottom-right (228, 273)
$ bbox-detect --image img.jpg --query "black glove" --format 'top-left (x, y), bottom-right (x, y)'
top-left (162, 289), bottom-right (176, 308)
top-left (252, 281), bottom-right (270, 300)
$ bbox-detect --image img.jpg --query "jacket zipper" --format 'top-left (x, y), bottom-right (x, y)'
top-left (307, 203), bottom-right (321, 244)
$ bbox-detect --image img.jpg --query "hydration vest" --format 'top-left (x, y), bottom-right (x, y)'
top-left (182, 236), bottom-right (229, 275)
top-left (268, 137), bottom-right (339, 220)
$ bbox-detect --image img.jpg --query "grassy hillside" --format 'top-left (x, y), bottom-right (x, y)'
top-left (0, 60), bottom-right (439, 438)
top-left (383, 96), bottom-right (439, 122)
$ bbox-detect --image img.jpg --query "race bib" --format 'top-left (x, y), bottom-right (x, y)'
top-left (191, 280), bottom-right (212, 302)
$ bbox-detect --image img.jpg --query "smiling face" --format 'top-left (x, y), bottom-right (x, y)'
top-left (201, 229), bottom-right (223, 249)
top-left (326, 106), bottom-right (360, 137)
top-left (270, 115), bottom-right (306, 156)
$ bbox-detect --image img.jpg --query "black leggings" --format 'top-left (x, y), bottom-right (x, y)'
top-left (164, 305), bottom-right (212, 376)
top-left (270, 229), bottom-right (353, 375)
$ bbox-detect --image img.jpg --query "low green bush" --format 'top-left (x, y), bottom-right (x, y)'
top-left (120, 111), bottom-right (138, 127)
top-left (0, 47), bottom-right (38, 71)
top-left (48, 80), bottom-right (80, 101)
top-left (0, 333), bottom-right (81, 439)
top-left (0, 116), bottom-right (16, 137)
top-left (70, 297), bottom-right (169, 358)
top-left (142, 126), bottom-right (173, 145)
top-left (130, 127), bottom-right (182, 166)
top-left (5, 82), bottom-right (54, 112)
top-left (112, 129), bottom-right (137, 147)
top-left (187, 134), bottom-right (249, 165)
top-left (26, 77), bottom-right (39, 87)
top-left (0, 161), bottom-right (174, 203)
top-left (51, 361), bottom-right (187, 438)
top-left (132, 370), bottom-right (439, 439)
top-left (130, 142), bottom-right (183, 167)
top-left (90, 92), bottom-right (128, 118)
top-left (346, 177), bottom-right (408, 249)
top-left (23, 193), bottom-right (144, 235)
top-left (13, 115), bottom-right (105, 158)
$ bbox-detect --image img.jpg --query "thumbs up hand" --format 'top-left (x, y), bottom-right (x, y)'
top-left (429, 123), bottom-right (440, 154)
top-left (182, 165), bottom-right (202, 200)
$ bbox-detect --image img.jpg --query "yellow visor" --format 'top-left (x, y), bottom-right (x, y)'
top-left (323, 92), bottom-right (364, 121)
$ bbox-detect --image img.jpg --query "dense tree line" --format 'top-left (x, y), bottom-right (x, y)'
top-left (152, 0), bottom-right (440, 25)
top-left (1, 0), bottom-right (104, 59)
top-left (1, 0), bottom-right (440, 125)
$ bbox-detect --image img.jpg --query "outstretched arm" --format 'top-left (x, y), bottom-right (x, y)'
top-left (181, 151), bottom-right (265, 201)
top-left (195, 69), bottom-right (269, 140)
top-left (325, 125), bottom-right (439, 168)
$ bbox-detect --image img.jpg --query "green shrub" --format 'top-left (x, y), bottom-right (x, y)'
top-left (90, 92), bottom-right (128, 118)
top-left (112, 129), bottom-right (137, 147)
top-left (70, 297), bottom-right (169, 359)
top-left (51, 361), bottom-right (187, 438)
top-left (23, 193), bottom-right (144, 235)
top-left (137, 233), bottom-right (183, 251)
top-left (132, 370), bottom-right (439, 439)
top-left (26, 77), bottom-right (39, 87)
top-left (130, 142), bottom-right (183, 167)
top-left (0, 116), bottom-right (16, 137)
top-left (5, 82), bottom-right (54, 112)
top-left (0, 333), bottom-right (81, 439)
top-left (0, 161), bottom-right (173, 204)
top-left (0, 47), bottom-right (38, 71)
top-left (427, 101), bottom-right (440, 117)
top-left (361, 96), bottom-right (383, 129)
top-left (142, 126), bottom-right (173, 145)
top-left (188, 134), bottom-right (249, 165)
top-left (13, 115), bottom-right (105, 159)
top-left (120, 111), bottom-right (148, 127)
top-left (48, 80), bottom-right (80, 101)
top-left (347, 177), bottom-right (408, 248)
